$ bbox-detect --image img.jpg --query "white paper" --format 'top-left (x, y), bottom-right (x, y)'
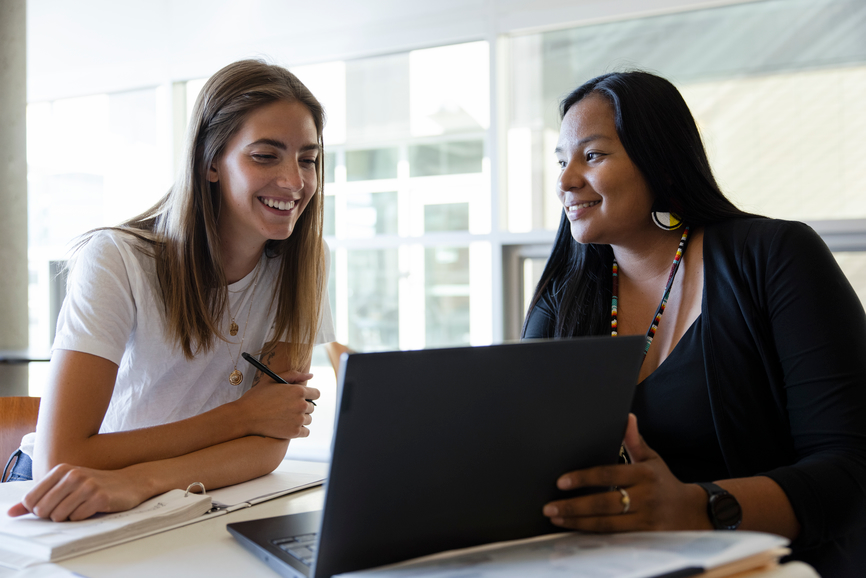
top-left (207, 471), bottom-right (324, 509)
top-left (0, 563), bottom-right (83, 578)
top-left (0, 487), bottom-right (211, 567)
top-left (335, 531), bottom-right (789, 578)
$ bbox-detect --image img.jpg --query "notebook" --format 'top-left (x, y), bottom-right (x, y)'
top-left (228, 335), bottom-right (645, 578)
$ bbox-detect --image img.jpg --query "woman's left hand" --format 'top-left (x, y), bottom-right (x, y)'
top-left (542, 413), bottom-right (711, 532)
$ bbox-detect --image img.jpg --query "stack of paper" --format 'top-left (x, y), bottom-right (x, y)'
top-left (334, 530), bottom-right (795, 578)
top-left (0, 485), bottom-right (212, 563)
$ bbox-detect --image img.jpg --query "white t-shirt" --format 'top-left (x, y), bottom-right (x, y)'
top-left (21, 230), bottom-right (335, 457)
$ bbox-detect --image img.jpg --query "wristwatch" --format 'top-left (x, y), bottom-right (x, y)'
top-left (696, 482), bottom-right (742, 530)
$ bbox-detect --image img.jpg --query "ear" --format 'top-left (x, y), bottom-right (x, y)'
top-left (207, 162), bottom-right (220, 183)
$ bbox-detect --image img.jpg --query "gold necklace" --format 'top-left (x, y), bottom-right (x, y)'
top-left (225, 261), bottom-right (262, 386)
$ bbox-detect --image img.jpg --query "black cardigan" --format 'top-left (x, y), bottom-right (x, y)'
top-left (524, 218), bottom-right (866, 573)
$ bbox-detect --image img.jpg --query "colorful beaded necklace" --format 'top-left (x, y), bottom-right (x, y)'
top-left (611, 226), bottom-right (690, 360)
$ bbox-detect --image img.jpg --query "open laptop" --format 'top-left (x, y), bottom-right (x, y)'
top-left (228, 335), bottom-right (644, 578)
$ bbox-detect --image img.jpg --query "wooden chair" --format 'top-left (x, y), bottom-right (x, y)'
top-left (324, 342), bottom-right (353, 377)
top-left (0, 396), bottom-right (40, 481)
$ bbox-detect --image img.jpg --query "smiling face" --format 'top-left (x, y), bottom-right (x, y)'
top-left (555, 94), bottom-right (656, 247)
top-left (209, 99), bottom-right (319, 255)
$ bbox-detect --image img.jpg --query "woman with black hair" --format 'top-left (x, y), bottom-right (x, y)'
top-left (524, 70), bottom-right (866, 575)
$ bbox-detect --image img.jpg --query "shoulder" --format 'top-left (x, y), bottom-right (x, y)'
top-left (704, 217), bottom-right (827, 262)
top-left (68, 229), bottom-right (159, 295)
top-left (73, 228), bottom-right (151, 264)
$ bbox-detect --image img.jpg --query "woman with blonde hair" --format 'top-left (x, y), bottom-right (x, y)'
top-left (6, 59), bottom-right (335, 521)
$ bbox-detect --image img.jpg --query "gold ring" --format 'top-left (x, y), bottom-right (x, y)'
top-left (618, 487), bottom-right (630, 514)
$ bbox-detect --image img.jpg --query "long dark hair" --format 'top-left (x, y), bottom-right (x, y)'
top-left (522, 70), bottom-right (751, 338)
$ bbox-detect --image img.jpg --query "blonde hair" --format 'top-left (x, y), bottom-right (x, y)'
top-left (108, 59), bottom-right (325, 369)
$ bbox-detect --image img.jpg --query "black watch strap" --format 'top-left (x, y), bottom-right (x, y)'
top-left (696, 482), bottom-right (742, 530)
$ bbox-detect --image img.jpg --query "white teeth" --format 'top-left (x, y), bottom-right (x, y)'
top-left (567, 200), bottom-right (600, 210)
top-left (262, 198), bottom-right (296, 210)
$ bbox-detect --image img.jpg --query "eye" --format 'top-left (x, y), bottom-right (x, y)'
top-left (557, 159), bottom-right (567, 169)
top-left (586, 151), bottom-right (604, 161)
top-left (300, 158), bottom-right (318, 167)
top-left (251, 153), bottom-right (277, 161)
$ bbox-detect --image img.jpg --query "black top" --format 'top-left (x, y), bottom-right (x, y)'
top-left (523, 218), bottom-right (866, 577)
top-left (632, 316), bottom-right (728, 484)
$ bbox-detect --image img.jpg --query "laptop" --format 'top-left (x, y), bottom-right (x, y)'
top-left (228, 335), bottom-right (644, 578)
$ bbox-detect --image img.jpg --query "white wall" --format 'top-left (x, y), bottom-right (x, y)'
top-left (27, 0), bottom-right (757, 102)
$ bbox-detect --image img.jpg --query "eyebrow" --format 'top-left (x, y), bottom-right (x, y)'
top-left (247, 139), bottom-right (321, 153)
top-left (554, 133), bottom-right (611, 154)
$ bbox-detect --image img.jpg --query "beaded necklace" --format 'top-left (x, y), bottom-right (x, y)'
top-left (611, 226), bottom-right (690, 361)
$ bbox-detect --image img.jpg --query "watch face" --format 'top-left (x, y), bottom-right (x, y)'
top-left (710, 493), bottom-right (742, 530)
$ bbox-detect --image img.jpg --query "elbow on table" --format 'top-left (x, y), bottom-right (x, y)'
top-left (258, 437), bottom-right (292, 475)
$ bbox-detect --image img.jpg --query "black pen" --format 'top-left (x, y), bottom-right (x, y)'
top-left (241, 352), bottom-right (317, 406)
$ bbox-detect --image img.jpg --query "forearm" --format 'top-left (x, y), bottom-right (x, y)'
top-left (716, 476), bottom-right (801, 540)
top-left (15, 435), bottom-right (290, 521)
top-left (674, 477), bottom-right (800, 539)
top-left (35, 400), bottom-right (251, 478)
top-left (123, 435), bottom-right (290, 502)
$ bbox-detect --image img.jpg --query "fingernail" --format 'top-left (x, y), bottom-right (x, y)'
top-left (543, 505), bottom-right (557, 516)
top-left (558, 477), bottom-right (573, 490)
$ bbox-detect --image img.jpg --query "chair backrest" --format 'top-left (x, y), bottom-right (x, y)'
top-left (0, 396), bottom-right (40, 476)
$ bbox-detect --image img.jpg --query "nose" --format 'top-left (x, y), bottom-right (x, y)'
top-left (276, 160), bottom-right (304, 192)
top-left (557, 157), bottom-right (585, 199)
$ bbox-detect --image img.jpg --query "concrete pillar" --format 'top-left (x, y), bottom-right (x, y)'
top-left (0, 0), bottom-right (30, 396)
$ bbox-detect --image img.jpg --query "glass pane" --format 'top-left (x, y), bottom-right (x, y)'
top-left (409, 140), bottom-right (483, 177)
top-left (292, 61), bottom-right (347, 145)
top-left (409, 41), bottom-right (489, 136)
top-left (346, 53), bottom-right (410, 142)
top-left (346, 148), bottom-right (399, 181)
top-left (345, 191), bottom-right (398, 238)
top-left (323, 151), bottom-right (336, 184)
top-left (323, 195), bottom-right (336, 237)
top-left (347, 248), bottom-right (400, 351)
top-left (424, 203), bottom-right (469, 233)
top-left (507, 0), bottom-right (866, 230)
top-left (328, 249), bottom-right (337, 338)
top-left (425, 247), bottom-right (470, 347)
top-left (834, 252), bottom-right (866, 307)
top-left (27, 88), bottom-right (167, 351)
top-left (522, 256), bottom-right (548, 317)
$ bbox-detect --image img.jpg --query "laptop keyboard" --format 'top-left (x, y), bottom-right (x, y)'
top-left (272, 532), bottom-right (318, 566)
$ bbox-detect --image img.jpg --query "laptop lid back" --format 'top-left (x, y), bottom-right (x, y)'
top-left (313, 335), bottom-right (644, 578)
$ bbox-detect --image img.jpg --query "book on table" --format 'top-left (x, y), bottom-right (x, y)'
top-left (0, 467), bottom-right (324, 570)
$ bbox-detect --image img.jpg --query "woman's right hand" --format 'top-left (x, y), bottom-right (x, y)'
top-left (7, 463), bottom-right (150, 522)
top-left (234, 370), bottom-right (320, 440)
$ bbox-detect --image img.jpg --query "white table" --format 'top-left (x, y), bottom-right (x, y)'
top-left (47, 459), bottom-right (818, 578)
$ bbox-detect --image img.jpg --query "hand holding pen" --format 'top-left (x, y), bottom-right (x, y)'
top-left (241, 352), bottom-right (317, 406)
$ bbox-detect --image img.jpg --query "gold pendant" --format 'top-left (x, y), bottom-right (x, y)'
top-left (229, 369), bottom-right (243, 386)
top-left (229, 321), bottom-right (239, 336)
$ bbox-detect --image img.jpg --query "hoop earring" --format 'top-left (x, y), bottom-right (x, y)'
top-left (652, 211), bottom-right (683, 231)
